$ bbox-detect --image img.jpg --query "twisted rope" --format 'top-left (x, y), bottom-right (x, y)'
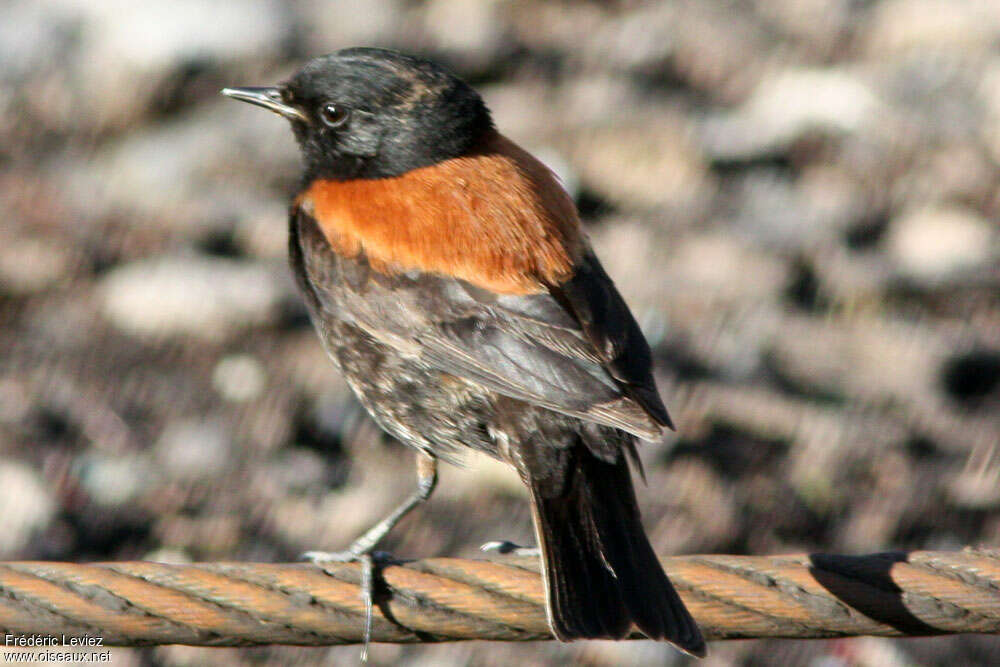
top-left (0, 550), bottom-right (998, 646)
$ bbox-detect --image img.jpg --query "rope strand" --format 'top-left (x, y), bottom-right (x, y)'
top-left (0, 550), bottom-right (997, 646)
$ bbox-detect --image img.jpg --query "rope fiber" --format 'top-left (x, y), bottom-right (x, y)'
top-left (0, 549), bottom-right (998, 646)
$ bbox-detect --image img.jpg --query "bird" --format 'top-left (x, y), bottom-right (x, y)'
top-left (222, 47), bottom-right (705, 657)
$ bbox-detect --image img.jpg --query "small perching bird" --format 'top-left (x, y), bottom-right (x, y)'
top-left (223, 47), bottom-right (705, 657)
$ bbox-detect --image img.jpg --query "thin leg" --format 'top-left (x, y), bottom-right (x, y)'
top-left (302, 451), bottom-right (437, 662)
top-left (304, 451), bottom-right (438, 561)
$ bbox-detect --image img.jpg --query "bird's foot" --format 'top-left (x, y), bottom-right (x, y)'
top-left (301, 548), bottom-right (392, 662)
top-left (301, 548), bottom-right (387, 564)
top-left (479, 540), bottom-right (540, 557)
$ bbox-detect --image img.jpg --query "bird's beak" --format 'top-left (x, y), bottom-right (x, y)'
top-left (220, 86), bottom-right (308, 123)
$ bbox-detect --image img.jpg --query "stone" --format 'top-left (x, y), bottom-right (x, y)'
top-left (862, 0), bottom-right (1000, 57)
top-left (99, 256), bottom-right (285, 340)
top-left (0, 463), bottom-right (55, 555)
top-left (75, 454), bottom-right (146, 507)
top-left (565, 122), bottom-right (711, 210)
top-left (886, 205), bottom-right (996, 283)
top-left (40, 0), bottom-right (293, 127)
top-left (212, 354), bottom-right (267, 403)
top-left (702, 67), bottom-right (882, 161)
top-left (0, 237), bottom-right (74, 295)
top-left (155, 418), bottom-right (232, 480)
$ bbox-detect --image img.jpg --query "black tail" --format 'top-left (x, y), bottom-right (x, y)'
top-left (528, 447), bottom-right (706, 657)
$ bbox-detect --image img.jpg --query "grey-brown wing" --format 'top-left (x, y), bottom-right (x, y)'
top-left (548, 247), bottom-right (673, 430)
top-left (291, 207), bottom-right (669, 440)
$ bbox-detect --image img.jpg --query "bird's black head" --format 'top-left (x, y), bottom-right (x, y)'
top-left (223, 48), bottom-right (494, 181)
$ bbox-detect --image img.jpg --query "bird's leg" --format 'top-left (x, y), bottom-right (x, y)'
top-left (303, 450), bottom-right (438, 562)
top-left (302, 451), bottom-right (437, 661)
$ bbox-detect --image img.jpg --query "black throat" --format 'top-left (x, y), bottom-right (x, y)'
top-left (296, 93), bottom-right (495, 182)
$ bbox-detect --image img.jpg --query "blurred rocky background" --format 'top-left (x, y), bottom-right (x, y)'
top-left (2, 0), bottom-right (1000, 665)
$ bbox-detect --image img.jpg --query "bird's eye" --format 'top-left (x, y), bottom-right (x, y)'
top-left (319, 103), bottom-right (350, 128)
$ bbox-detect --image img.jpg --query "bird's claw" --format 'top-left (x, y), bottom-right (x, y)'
top-left (303, 549), bottom-right (372, 563)
top-left (301, 549), bottom-right (392, 662)
top-left (479, 540), bottom-right (540, 556)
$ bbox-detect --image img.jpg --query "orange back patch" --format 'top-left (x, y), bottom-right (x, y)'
top-left (297, 133), bottom-right (582, 294)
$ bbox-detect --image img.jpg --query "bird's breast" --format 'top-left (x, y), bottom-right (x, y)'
top-left (295, 133), bottom-right (583, 295)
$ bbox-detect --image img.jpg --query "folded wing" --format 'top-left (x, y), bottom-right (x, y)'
top-left (293, 207), bottom-right (672, 441)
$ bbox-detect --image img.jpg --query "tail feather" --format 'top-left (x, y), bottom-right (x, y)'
top-left (529, 448), bottom-right (706, 657)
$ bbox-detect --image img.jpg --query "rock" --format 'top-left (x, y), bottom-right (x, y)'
top-left (99, 255), bottom-right (285, 340)
top-left (233, 200), bottom-right (297, 260)
top-left (479, 80), bottom-right (555, 141)
top-left (578, 2), bottom-right (678, 71)
top-left (702, 67), bottom-right (882, 161)
top-left (836, 451), bottom-right (913, 551)
top-left (420, 0), bottom-right (507, 69)
top-left (482, 76), bottom-right (646, 142)
top-left (143, 548), bottom-right (192, 564)
top-left (212, 354), bottom-right (267, 403)
top-left (38, 0), bottom-right (293, 127)
top-left (439, 451), bottom-right (525, 500)
top-left (564, 121), bottom-right (711, 210)
top-left (850, 637), bottom-right (921, 667)
top-left (265, 448), bottom-right (334, 496)
top-left (0, 2), bottom-right (74, 81)
top-left (753, 0), bottom-right (851, 57)
top-left (507, 1), bottom-right (607, 65)
top-left (895, 145), bottom-right (996, 207)
top-left (654, 458), bottom-right (738, 553)
top-left (659, 231), bottom-right (789, 304)
top-left (979, 59), bottom-right (1000, 165)
top-left (886, 205), bottom-right (997, 283)
top-left (557, 75), bottom-right (648, 127)
top-left (768, 315), bottom-right (946, 406)
top-left (0, 380), bottom-right (31, 425)
top-left (862, 0), bottom-right (1000, 57)
top-left (74, 454), bottom-right (147, 507)
top-left (57, 102), bottom-right (298, 232)
top-left (0, 2), bottom-right (79, 141)
top-left (0, 237), bottom-right (74, 295)
top-left (731, 168), bottom-right (861, 249)
top-left (880, 53), bottom-right (983, 142)
top-left (798, 165), bottom-right (869, 236)
top-left (298, 0), bottom-right (404, 54)
top-left (64, 0), bottom-right (288, 69)
top-left (668, 2), bottom-right (773, 102)
top-left (155, 419), bottom-right (232, 480)
top-left (0, 463), bottom-right (55, 555)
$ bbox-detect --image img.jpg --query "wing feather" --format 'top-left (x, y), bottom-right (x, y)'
top-left (293, 207), bottom-right (670, 439)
